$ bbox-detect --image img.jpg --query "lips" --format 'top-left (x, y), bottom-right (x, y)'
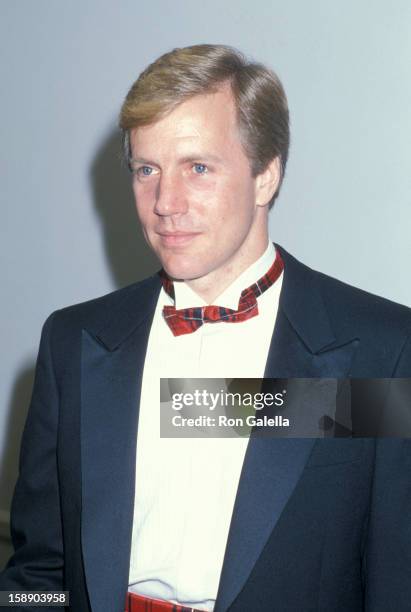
top-left (157, 232), bottom-right (201, 246)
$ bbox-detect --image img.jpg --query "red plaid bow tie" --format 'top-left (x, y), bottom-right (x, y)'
top-left (161, 250), bottom-right (284, 336)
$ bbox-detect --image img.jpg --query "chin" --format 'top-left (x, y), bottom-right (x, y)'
top-left (163, 266), bottom-right (202, 282)
top-left (161, 259), bottom-right (209, 282)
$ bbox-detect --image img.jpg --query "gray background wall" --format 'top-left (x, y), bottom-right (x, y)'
top-left (1, 0), bottom-right (410, 568)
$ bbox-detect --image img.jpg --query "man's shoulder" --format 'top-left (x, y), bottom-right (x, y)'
top-left (278, 245), bottom-right (411, 336)
top-left (47, 273), bottom-right (161, 340)
top-left (315, 264), bottom-right (411, 326)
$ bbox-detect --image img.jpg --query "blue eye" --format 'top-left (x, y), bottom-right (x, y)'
top-left (193, 163), bottom-right (207, 174)
top-left (133, 166), bottom-right (153, 177)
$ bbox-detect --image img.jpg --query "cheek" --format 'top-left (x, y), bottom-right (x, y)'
top-left (187, 177), bottom-right (237, 214)
top-left (184, 178), bottom-right (219, 214)
top-left (133, 182), bottom-right (156, 223)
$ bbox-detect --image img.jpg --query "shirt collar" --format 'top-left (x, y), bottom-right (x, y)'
top-left (172, 242), bottom-right (277, 310)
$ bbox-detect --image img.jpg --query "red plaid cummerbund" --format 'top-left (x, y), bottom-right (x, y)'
top-left (125, 591), bottom-right (204, 612)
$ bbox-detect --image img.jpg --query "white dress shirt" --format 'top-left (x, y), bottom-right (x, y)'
top-left (128, 242), bottom-right (283, 610)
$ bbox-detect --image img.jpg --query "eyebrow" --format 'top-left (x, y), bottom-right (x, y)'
top-left (129, 157), bottom-right (157, 165)
top-left (179, 153), bottom-right (224, 165)
top-left (129, 153), bottom-right (225, 166)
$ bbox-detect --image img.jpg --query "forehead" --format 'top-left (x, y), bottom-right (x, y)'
top-left (130, 84), bottom-right (242, 154)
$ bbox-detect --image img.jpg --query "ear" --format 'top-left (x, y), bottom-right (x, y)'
top-left (255, 157), bottom-right (281, 207)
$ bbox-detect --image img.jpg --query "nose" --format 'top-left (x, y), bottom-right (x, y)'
top-left (154, 171), bottom-right (189, 217)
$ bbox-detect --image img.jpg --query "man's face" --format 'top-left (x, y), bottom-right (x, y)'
top-left (129, 84), bottom-right (269, 289)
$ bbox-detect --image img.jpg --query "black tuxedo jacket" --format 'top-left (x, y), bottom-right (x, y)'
top-left (1, 245), bottom-right (411, 612)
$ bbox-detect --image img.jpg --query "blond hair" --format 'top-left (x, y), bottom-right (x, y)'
top-left (119, 44), bottom-right (290, 204)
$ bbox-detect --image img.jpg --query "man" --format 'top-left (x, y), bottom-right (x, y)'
top-left (1, 44), bottom-right (411, 612)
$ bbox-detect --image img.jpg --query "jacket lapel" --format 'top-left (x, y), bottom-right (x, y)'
top-left (80, 276), bottom-right (161, 612)
top-left (215, 246), bottom-right (359, 611)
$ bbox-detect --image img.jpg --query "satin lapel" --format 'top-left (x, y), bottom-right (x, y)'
top-left (80, 278), bottom-right (160, 612)
top-left (215, 246), bottom-right (359, 612)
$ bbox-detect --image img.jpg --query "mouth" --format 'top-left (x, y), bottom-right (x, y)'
top-left (157, 231), bottom-right (201, 246)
